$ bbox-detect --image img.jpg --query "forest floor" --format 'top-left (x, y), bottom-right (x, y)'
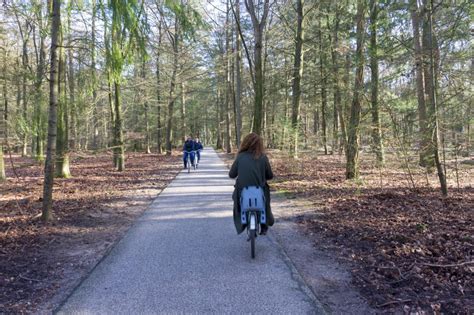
top-left (221, 150), bottom-right (473, 314)
top-left (0, 152), bottom-right (181, 314)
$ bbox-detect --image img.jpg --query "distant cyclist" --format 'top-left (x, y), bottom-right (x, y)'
top-left (182, 136), bottom-right (196, 169)
top-left (194, 137), bottom-right (203, 163)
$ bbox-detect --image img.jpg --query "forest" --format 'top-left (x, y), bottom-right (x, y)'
top-left (0, 0), bottom-right (472, 313)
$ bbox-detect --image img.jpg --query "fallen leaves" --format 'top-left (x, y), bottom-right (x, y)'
top-left (269, 151), bottom-right (473, 314)
top-left (0, 152), bottom-right (181, 313)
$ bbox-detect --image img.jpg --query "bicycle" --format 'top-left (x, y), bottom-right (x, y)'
top-left (240, 186), bottom-right (266, 259)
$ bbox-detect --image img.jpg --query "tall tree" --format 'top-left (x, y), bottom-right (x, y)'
top-left (345, 0), bottom-right (366, 179)
top-left (318, 14), bottom-right (328, 155)
top-left (329, 3), bottom-right (346, 155)
top-left (14, 11), bottom-right (31, 157)
top-left (33, 1), bottom-right (47, 162)
top-left (233, 0), bottom-right (242, 148)
top-left (155, 19), bottom-right (163, 154)
top-left (410, 0), bottom-right (431, 167)
top-left (369, 0), bottom-right (384, 166)
top-left (244, 0), bottom-right (270, 135)
top-left (0, 48), bottom-right (7, 181)
top-left (103, 0), bottom-right (146, 169)
top-left (422, 0), bottom-right (447, 195)
top-left (55, 6), bottom-right (71, 178)
top-left (91, 0), bottom-right (99, 150)
top-left (290, 0), bottom-right (304, 158)
top-left (225, 0), bottom-right (232, 153)
top-left (142, 59), bottom-right (151, 154)
top-left (41, 0), bottom-right (61, 221)
top-left (165, 13), bottom-right (179, 155)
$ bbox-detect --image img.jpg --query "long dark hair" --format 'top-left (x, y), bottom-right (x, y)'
top-left (238, 133), bottom-right (265, 159)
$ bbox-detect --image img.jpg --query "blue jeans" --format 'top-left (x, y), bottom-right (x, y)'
top-left (196, 150), bottom-right (201, 162)
top-left (183, 151), bottom-right (195, 168)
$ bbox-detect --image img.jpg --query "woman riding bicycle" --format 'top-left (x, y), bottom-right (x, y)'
top-left (182, 136), bottom-right (196, 169)
top-left (229, 133), bottom-right (274, 235)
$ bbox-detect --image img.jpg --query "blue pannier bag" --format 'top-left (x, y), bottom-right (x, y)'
top-left (240, 186), bottom-right (266, 225)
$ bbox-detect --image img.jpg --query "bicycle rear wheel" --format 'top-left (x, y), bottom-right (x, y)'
top-left (249, 212), bottom-right (257, 258)
top-left (250, 229), bottom-right (256, 258)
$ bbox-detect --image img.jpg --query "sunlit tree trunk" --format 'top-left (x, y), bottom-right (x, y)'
top-left (346, 0), bottom-right (366, 180)
top-left (422, 0), bottom-right (447, 195)
top-left (55, 21), bottom-right (71, 178)
top-left (42, 0), bottom-right (61, 221)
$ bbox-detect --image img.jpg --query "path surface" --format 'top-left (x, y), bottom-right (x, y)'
top-left (58, 148), bottom-right (325, 314)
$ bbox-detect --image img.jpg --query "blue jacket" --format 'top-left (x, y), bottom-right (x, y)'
top-left (183, 140), bottom-right (195, 152)
top-left (195, 141), bottom-right (203, 150)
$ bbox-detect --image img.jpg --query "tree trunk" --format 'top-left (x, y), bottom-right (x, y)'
top-left (225, 0), bottom-right (232, 153)
top-left (181, 82), bottom-right (186, 141)
top-left (422, 0), bottom-right (447, 195)
top-left (42, 0), bottom-right (61, 221)
top-left (290, 0), bottom-right (304, 158)
top-left (166, 17), bottom-right (179, 155)
top-left (113, 81), bottom-right (125, 171)
top-left (1, 54), bottom-right (6, 181)
top-left (34, 7), bottom-right (47, 163)
top-left (281, 55), bottom-right (290, 150)
top-left (245, 0), bottom-right (270, 135)
top-left (0, 145), bottom-right (4, 181)
top-left (345, 0), bottom-right (366, 180)
top-left (234, 0), bottom-right (242, 148)
top-left (67, 11), bottom-right (75, 152)
top-left (369, 0), bottom-right (384, 166)
top-left (18, 21), bottom-right (30, 157)
top-left (410, 0), bottom-right (431, 167)
top-left (143, 60), bottom-right (151, 154)
top-left (91, 0), bottom-right (99, 150)
top-left (216, 82), bottom-right (223, 150)
top-left (55, 23), bottom-right (71, 178)
top-left (330, 6), bottom-right (347, 155)
top-left (156, 22), bottom-right (163, 154)
top-left (319, 18), bottom-right (328, 155)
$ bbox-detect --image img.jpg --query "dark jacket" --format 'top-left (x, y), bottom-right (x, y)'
top-left (229, 152), bottom-right (274, 234)
top-left (195, 141), bottom-right (203, 150)
top-left (183, 140), bottom-right (195, 152)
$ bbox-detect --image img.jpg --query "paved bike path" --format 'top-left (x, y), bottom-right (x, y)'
top-left (58, 148), bottom-right (325, 314)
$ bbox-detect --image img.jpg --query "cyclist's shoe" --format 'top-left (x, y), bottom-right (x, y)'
top-left (260, 225), bottom-right (268, 235)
